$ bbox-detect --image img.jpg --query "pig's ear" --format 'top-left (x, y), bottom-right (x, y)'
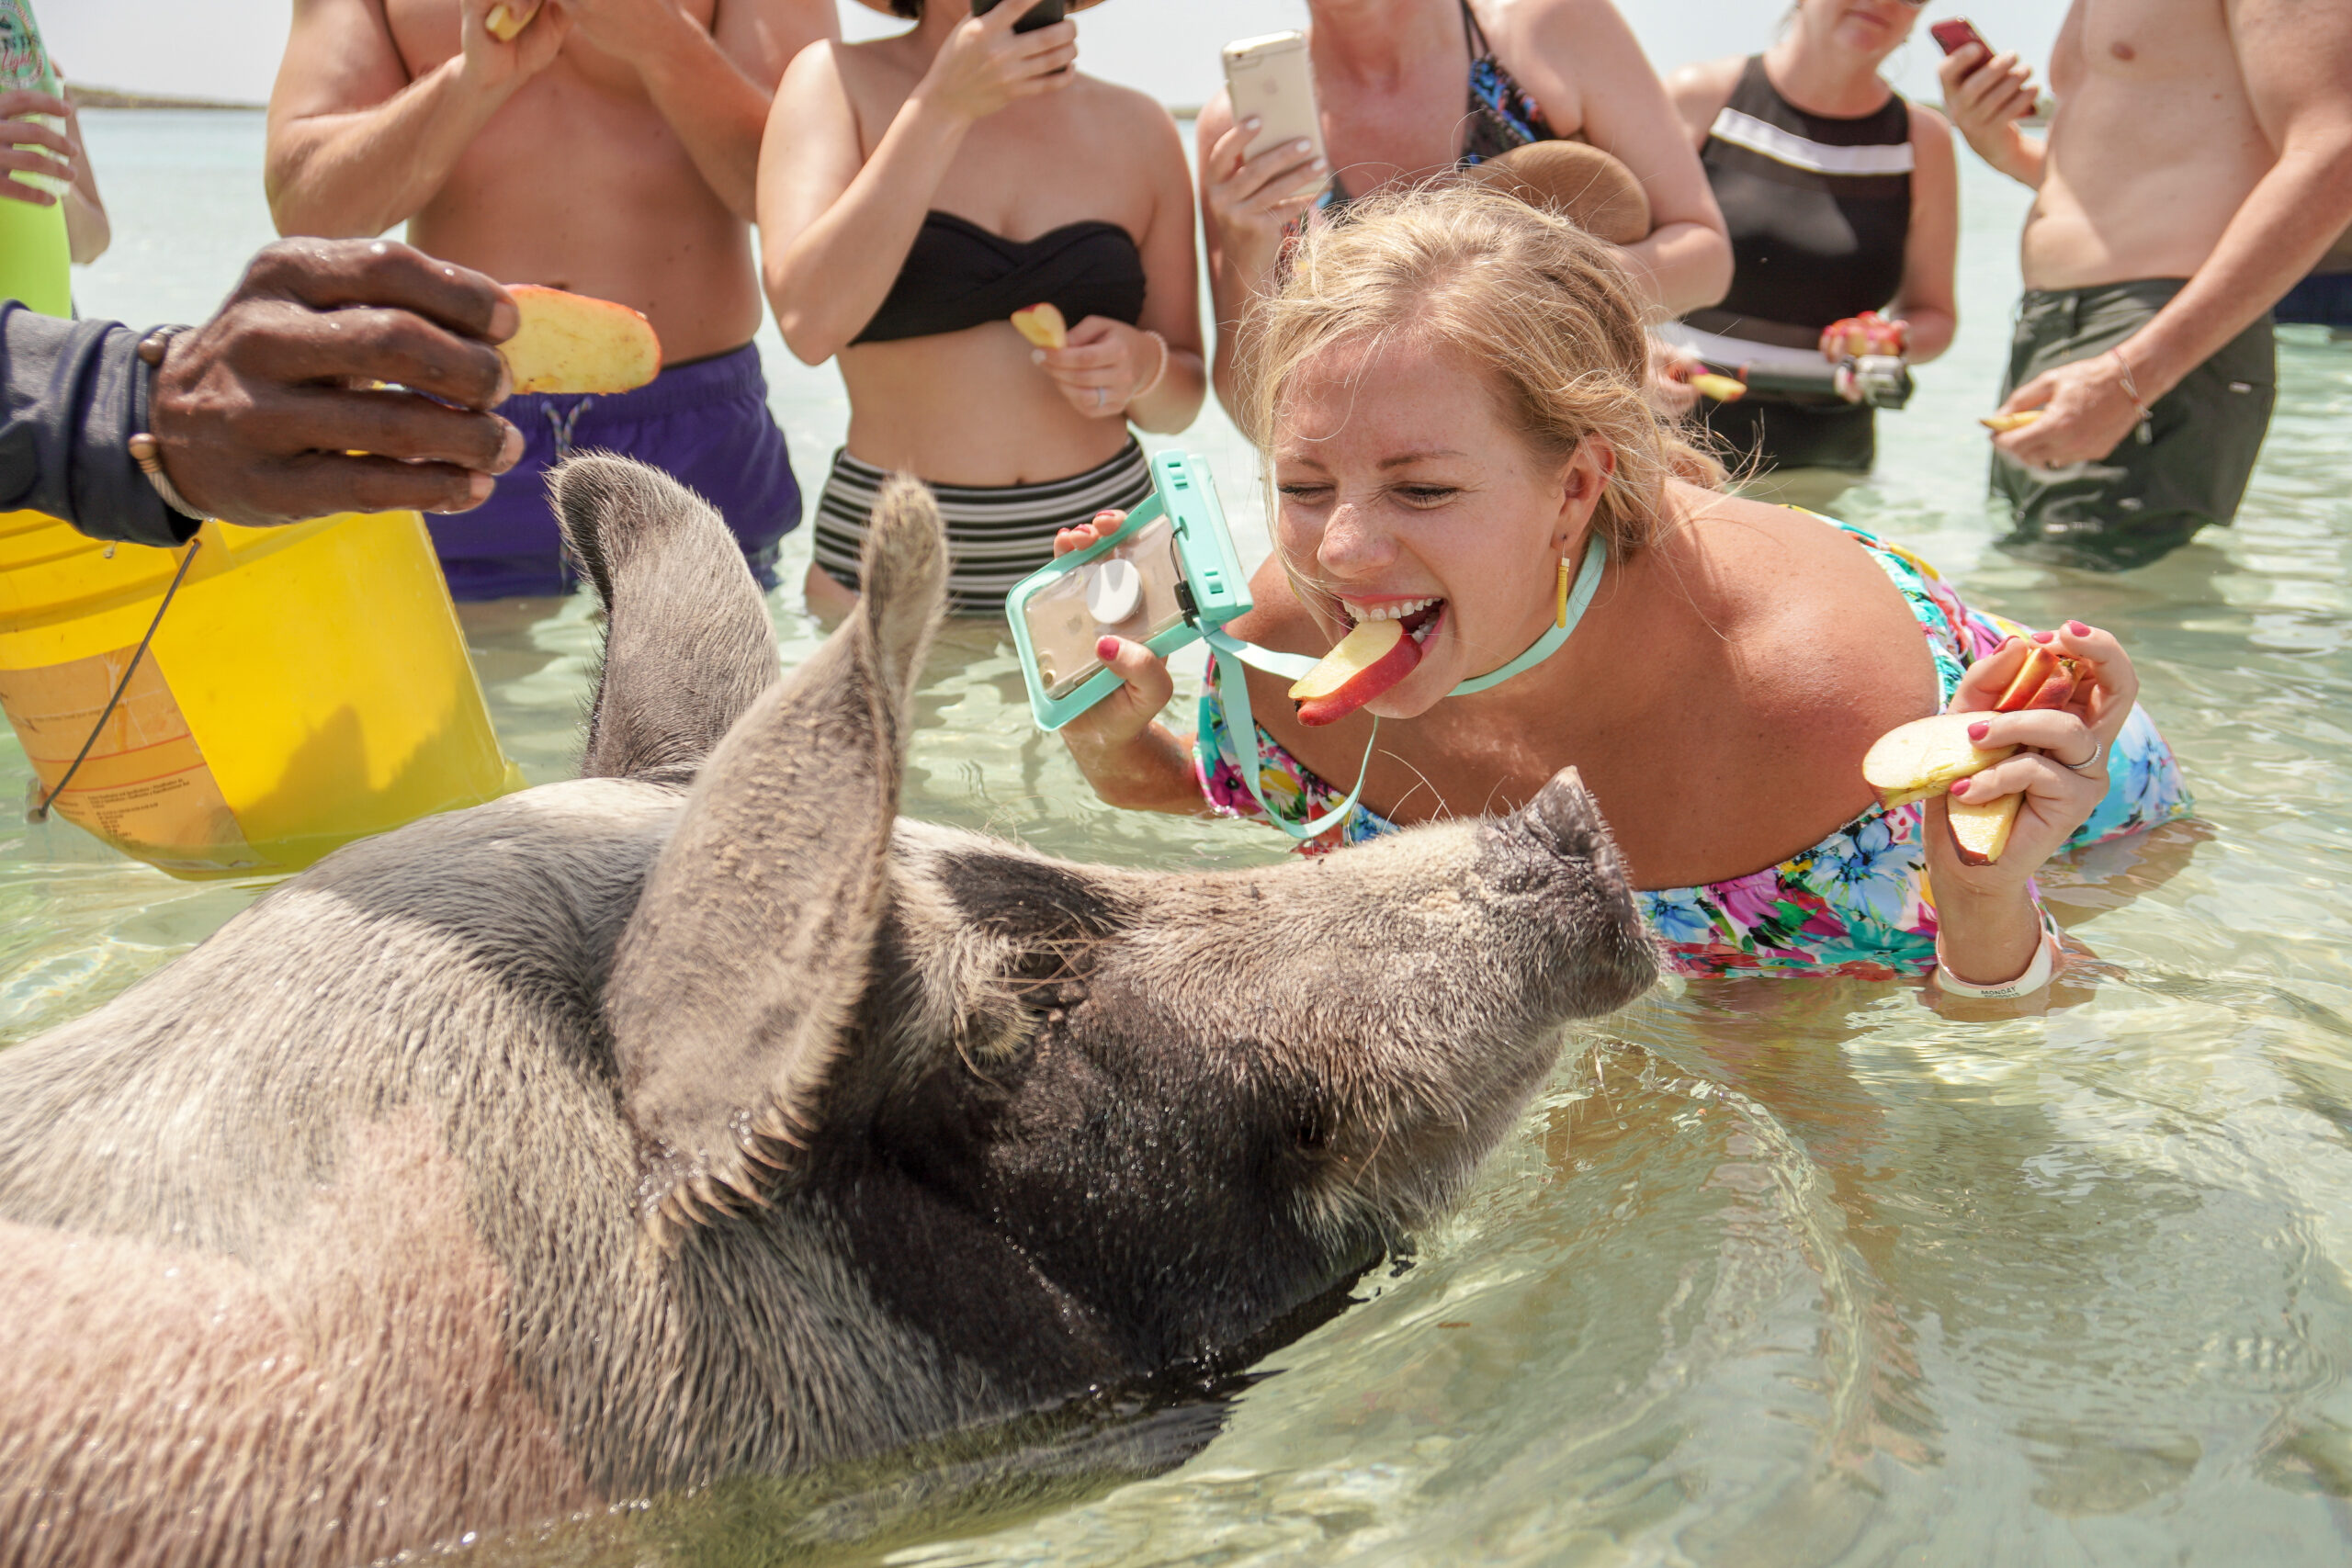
top-left (602, 474), bottom-right (945, 1239)
top-left (550, 454), bottom-right (781, 784)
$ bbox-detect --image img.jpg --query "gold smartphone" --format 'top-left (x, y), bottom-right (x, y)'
top-left (1222, 31), bottom-right (1326, 166)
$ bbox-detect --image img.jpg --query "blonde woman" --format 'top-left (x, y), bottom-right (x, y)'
top-left (1055, 186), bottom-right (2189, 998)
top-left (1196, 0), bottom-right (1731, 414)
top-left (760, 0), bottom-right (1205, 615)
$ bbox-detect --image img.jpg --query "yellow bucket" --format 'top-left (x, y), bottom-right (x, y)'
top-left (0, 509), bottom-right (524, 877)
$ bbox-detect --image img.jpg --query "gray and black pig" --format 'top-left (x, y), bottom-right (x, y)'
top-left (0, 456), bottom-right (1655, 1566)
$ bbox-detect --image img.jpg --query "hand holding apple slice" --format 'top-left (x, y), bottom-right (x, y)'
top-left (1866, 640), bottom-right (2086, 864)
top-left (1011, 303), bottom-right (1068, 352)
top-left (1289, 618), bottom-right (1423, 728)
top-left (485, 0), bottom-right (542, 40)
top-left (498, 285), bottom-right (662, 395)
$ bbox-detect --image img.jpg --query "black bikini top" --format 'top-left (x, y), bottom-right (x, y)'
top-left (850, 210), bottom-right (1148, 346)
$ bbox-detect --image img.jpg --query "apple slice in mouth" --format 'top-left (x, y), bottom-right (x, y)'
top-left (1289, 602), bottom-right (1443, 727)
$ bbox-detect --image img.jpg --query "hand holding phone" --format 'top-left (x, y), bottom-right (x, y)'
top-left (971, 0), bottom-right (1068, 36)
top-left (925, 0), bottom-right (1077, 118)
top-left (1933, 17), bottom-right (2040, 146)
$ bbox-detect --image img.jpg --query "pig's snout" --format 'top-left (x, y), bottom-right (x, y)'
top-left (1500, 767), bottom-right (1657, 1016)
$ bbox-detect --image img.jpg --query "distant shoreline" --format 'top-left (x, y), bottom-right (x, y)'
top-left (66, 84), bottom-right (264, 112)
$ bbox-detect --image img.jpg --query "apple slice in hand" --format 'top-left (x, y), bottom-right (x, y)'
top-left (485, 0), bottom-right (542, 40)
top-left (1947, 788), bottom-right (2020, 866)
top-left (1011, 303), bottom-right (1068, 351)
top-left (1289, 618), bottom-right (1422, 728)
top-left (1979, 410), bottom-right (2042, 433)
top-left (498, 285), bottom-right (662, 395)
top-left (1861, 713), bottom-right (2018, 809)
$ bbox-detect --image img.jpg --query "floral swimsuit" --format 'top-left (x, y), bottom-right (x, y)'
top-left (1193, 518), bottom-right (2193, 980)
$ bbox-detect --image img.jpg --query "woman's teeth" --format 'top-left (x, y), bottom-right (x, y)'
top-left (1343, 596), bottom-right (1441, 624)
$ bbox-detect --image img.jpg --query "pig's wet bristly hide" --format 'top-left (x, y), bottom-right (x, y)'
top-left (0, 457), bottom-right (1656, 1566)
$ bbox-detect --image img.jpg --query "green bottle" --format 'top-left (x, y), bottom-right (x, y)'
top-left (0, 0), bottom-right (72, 317)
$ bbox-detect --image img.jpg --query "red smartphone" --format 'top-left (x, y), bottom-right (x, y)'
top-left (1929, 17), bottom-right (1990, 56)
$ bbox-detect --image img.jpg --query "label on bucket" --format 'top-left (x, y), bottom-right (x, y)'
top-left (0, 645), bottom-right (257, 869)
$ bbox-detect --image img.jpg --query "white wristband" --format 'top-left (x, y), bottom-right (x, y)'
top-left (1933, 931), bottom-right (2057, 1000)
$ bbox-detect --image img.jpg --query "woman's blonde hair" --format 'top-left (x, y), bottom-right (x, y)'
top-left (1235, 183), bottom-right (1724, 561)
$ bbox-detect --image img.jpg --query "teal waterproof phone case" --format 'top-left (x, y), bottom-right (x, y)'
top-left (1007, 450), bottom-right (1252, 731)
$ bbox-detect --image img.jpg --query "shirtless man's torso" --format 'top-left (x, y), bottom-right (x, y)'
top-left (268, 0), bottom-right (831, 360)
top-left (1939, 0), bottom-right (2352, 567)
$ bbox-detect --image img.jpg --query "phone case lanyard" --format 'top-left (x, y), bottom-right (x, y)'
top-left (1201, 536), bottom-right (1607, 843)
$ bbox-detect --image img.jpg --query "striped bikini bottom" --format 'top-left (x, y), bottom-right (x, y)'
top-left (810, 440), bottom-right (1155, 617)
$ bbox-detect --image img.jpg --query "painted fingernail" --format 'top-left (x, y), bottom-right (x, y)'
top-left (2032, 628), bottom-right (2055, 643)
top-left (1292, 139), bottom-right (1311, 152)
top-left (1031, 349), bottom-right (1045, 365)
top-left (1968, 720), bottom-right (1989, 742)
top-left (1243, 117), bottom-right (1262, 130)
top-left (1096, 636), bottom-right (1121, 660)
top-left (2066, 619), bottom-right (2090, 637)
top-left (1951, 776), bottom-right (1970, 796)
top-left (1094, 510), bottom-right (1119, 522)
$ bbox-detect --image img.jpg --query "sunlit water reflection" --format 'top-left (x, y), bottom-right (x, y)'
top-left (7, 109), bottom-right (2350, 1562)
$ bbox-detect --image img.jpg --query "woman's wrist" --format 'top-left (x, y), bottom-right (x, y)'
top-left (1931, 881), bottom-right (2048, 991)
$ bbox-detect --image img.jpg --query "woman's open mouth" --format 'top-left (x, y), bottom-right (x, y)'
top-left (1289, 600), bottom-right (1448, 726)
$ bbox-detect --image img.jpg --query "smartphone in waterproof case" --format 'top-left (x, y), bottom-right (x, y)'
top-left (1007, 451), bottom-right (1251, 730)
top-left (1222, 31), bottom-right (1325, 165)
top-left (1929, 17), bottom-right (1989, 55)
top-left (971, 0), bottom-right (1068, 34)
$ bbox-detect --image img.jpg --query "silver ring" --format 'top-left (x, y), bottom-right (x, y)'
top-left (2064, 737), bottom-right (2105, 774)
top-left (1094, 386), bottom-right (1109, 410)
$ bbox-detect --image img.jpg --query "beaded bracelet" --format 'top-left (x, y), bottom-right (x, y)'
top-left (129, 326), bottom-right (208, 522)
top-left (1932, 931), bottom-right (2057, 1000)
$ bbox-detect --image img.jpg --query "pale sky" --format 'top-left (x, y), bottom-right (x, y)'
top-left (52, 1), bottom-right (2064, 114)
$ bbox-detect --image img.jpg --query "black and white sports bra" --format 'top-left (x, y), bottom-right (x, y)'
top-left (851, 210), bottom-right (1147, 345)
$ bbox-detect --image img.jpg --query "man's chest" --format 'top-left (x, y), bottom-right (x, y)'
top-left (2057, 0), bottom-right (2238, 94)
top-left (382, 0), bottom-right (720, 83)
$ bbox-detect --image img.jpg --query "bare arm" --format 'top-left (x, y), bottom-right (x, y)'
top-left (56, 90), bottom-right (107, 265)
top-left (266, 0), bottom-right (569, 240)
top-left (565, 0), bottom-right (832, 223)
top-left (1031, 93), bottom-right (1207, 434)
top-left (1889, 103), bottom-right (1958, 364)
top-left (1512, 0), bottom-right (1731, 314)
top-left (1662, 55), bottom-right (1744, 152)
top-left (1997, 0), bottom-right (2352, 463)
top-left (759, 10), bottom-right (1078, 365)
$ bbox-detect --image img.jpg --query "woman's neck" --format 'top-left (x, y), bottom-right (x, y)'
top-left (1307, 0), bottom-right (1464, 89)
top-left (1758, 32), bottom-right (1898, 119)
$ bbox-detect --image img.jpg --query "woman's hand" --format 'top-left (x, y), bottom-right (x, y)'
top-left (915, 3), bottom-right (1079, 124)
top-left (1926, 623), bottom-right (2136, 902)
top-left (1049, 512), bottom-right (1177, 750)
top-left (1034, 317), bottom-right (1160, 421)
top-left (0, 90), bottom-right (74, 206)
top-left (1200, 118), bottom-right (1325, 288)
top-left (1647, 337), bottom-right (1702, 417)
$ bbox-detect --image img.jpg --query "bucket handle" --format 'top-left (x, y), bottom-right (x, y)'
top-left (28, 536), bottom-right (202, 824)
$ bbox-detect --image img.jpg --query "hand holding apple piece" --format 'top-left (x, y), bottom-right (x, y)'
top-left (1862, 637), bottom-right (2085, 865)
top-left (484, 0), bottom-right (543, 40)
top-left (1011, 302), bottom-right (1068, 351)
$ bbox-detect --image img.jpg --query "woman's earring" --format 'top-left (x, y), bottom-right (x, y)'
top-left (1555, 553), bottom-right (1571, 629)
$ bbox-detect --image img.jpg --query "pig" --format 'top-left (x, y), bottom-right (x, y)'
top-left (0, 456), bottom-right (1656, 1567)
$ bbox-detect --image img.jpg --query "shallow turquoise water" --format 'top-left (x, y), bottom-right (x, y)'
top-left (17, 109), bottom-right (2352, 1563)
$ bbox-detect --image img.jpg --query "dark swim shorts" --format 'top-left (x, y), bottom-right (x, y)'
top-left (2274, 270), bottom-right (2352, 331)
top-left (428, 341), bottom-right (801, 600)
top-left (1991, 278), bottom-right (2274, 570)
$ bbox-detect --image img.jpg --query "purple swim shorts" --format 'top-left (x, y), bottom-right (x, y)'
top-left (428, 341), bottom-right (801, 601)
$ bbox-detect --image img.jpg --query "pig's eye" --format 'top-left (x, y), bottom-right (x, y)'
top-left (1292, 1104), bottom-right (1337, 1156)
